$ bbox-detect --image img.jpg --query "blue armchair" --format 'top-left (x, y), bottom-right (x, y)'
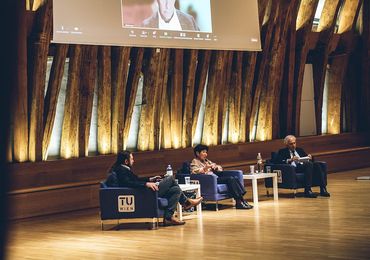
top-left (99, 179), bottom-right (168, 230)
top-left (176, 162), bottom-right (244, 210)
top-left (264, 152), bottom-right (327, 195)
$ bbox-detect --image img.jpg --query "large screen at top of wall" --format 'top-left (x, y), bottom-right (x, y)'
top-left (52, 0), bottom-right (261, 51)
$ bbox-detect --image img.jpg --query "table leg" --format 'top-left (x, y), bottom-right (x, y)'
top-left (196, 187), bottom-right (202, 218)
top-left (273, 175), bottom-right (279, 201)
top-left (252, 178), bottom-right (258, 205)
top-left (177, 203), bottom-right (183, 221)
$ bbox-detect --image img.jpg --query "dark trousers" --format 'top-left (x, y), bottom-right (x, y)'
top-left (158, 176), bottom-right (187, 219)
top-left (295, 161), bottom-right (327, 190)
top-left (217, 176), bottom-right (246, 200)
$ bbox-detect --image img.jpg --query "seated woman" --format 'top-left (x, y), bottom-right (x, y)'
top-left (190, 144), bottom-right (253, 210)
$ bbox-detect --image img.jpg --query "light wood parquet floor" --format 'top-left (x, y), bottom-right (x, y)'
top-left (6, 168), bottom-right (370, 259)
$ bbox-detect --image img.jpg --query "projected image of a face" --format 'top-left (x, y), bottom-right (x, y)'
top-left (157, 0), bottom-right (176, 22)
top-left (121, 0), bottom-right (212, 32)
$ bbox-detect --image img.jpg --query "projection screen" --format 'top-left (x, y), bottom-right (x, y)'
top-left (53, 0), bottom-right (261, 51)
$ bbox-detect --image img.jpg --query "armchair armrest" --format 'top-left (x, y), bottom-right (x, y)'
top-left (189, 173), bottom-right (219, 196)
top-left (270, 164), bottom-right (298, 189)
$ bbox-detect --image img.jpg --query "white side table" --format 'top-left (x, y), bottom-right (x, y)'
top-left (177, 184), bottom-right (202, 221)
top-left (243, 172), bottom-right (278, 206)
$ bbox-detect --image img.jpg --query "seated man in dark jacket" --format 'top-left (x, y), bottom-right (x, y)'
top-left (276, 135), bottom-right (330, 198)
top-left (106, 150), bottom-right (203, 226)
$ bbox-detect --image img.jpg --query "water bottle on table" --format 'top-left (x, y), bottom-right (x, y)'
top-left (256, 153), bottom-right (264, 173)
top-left (165, 164), bottom-right (173, 177)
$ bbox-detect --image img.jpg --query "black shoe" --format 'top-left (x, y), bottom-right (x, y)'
top-left (304, 190), bottom-right (317, 198)
top-left (236, 201), bottom-right (253, 209)
top-left (320, 188), bottom-right (331, 197)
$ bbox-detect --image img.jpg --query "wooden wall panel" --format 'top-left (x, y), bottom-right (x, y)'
top-left (342, 50), bottom-right (361, 132)
top-left (60, 45), bottom-right (82, 159)
top-left (312, 0), bottom-right (342, 134)
top-left (28, 1), bottom-right (52, 162)
top-left (221, 51), bottom-right (233, 143)
top-left (239, 0), bottom-right (269, 142)
top-left (292, 0), bottom-right (319, 135)
top-left (152, 49), bottom-right (169, 150)
top-left (97, 46), bottom-right (112, 154)
top-left (191, 50), bottom-right (211, 139)
top-left (9, 184), bottom-right (100, 219)
top-left (327, 54), bottom-right (348, 133)
top-left (42, 44), bottom-right (68, 159)
top-left (111, 47), bottom-right (130, 153)
top-left (326, 0), bottom-right (362, 134)
top-left (228, 52), bottom-right (243, 143)
top-left (249, 1), bottom-right (279, 140)
top-left (137, 48), bottom-right (169, 150)
top-left (12, 2), bottom-right (29, 162)
top-left (123, 48), bottom-right (144, 149)
top-left (239, 52), bottom-right (257, 142)
top-left (256, 1), bottom-right (299, 141)
top-left (78, 46), bottom-right (98, 157)
top-left (361, 0), bottom-right (370, 131)
top-left (159, 49), bottom-right (171, 149)
top-left (170, 49), bottom-right (184, 149)
top-left (202, 51), bottom-right (226, 145)
top-left (182, 49), bottom-right (198, 147)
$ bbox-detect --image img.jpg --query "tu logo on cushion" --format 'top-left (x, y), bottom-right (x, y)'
top-left (118, 195), bottom-right (135, 212)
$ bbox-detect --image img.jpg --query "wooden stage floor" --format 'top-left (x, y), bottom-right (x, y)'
top-left (6, 168), bottom-right (370, 259)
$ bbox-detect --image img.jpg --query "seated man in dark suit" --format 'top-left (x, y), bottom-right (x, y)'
top-left (106, 151), bottom-right (203, 226)
top-left (276, 135), bottom-right (330, 198)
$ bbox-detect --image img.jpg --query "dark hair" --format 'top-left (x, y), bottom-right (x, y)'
top-left (115, 150), bottom-right (132, 165)
top-left (193, 144), bottom-right (208, 156)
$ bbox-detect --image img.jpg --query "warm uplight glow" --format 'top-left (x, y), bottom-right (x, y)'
top-left (328, 118), bottom-right (340, 134)
top-left (99, 138), bottom-right (111, 154)
top-left (229, 133), bottom-right (239, 144)
top-left (256, 129), bottom-right (267, 142)
top-left (172, 135), bottom-right (181, 149)
top-left (62, 146), bottom-right (72, 159)
top-left (14, 147), bottom-right (28, 162)
top-left (250, 125), bottom-right (257, 142)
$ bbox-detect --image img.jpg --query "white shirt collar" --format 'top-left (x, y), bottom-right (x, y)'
top-left (121, 164), bottom-right (131, 170)
top-left (158, 9), bottom-right (182, 31)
